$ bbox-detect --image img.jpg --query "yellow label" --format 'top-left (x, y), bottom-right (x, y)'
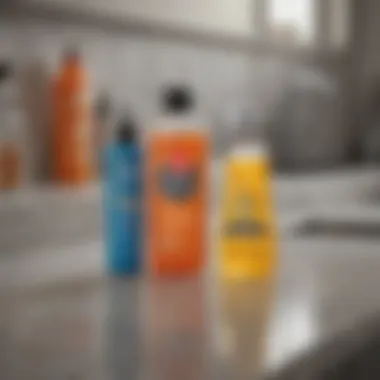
top-left (219, 153), bottom-right (276, 279)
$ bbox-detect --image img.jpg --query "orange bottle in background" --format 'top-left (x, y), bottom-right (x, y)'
top-left (0, 143), bottom-right (21, 190)
top-left (147, 87), bottom-right (209, 277)
top-left (0, 63), bottom-right (23, 191)
top-left (52, 50), bottom-right (94, 185)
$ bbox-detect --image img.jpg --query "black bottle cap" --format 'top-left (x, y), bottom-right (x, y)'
top-left (162, 85), bottom-right (194, 114)
top-left (0, 63), bottom-right (13, 83)
top-left (116, 117), bottom-right (137, 143)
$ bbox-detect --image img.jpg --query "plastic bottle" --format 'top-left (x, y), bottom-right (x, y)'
top-left (0, 115), bottom-right (22, 190)
top-left (94, 92), bottom-right (112, 175)
top-left (219, 128), bottom-right (277, 280)
top-left (52, 49), bottom-right (94, 185)
top-left (0, 63), bottom-right (24, 190)
top-left (103, 117), bottom-right (142, 276)
top-left (147, 86), bottom-right (209, 277)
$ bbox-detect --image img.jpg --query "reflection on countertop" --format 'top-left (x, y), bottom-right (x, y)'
top-left (3, 236), bottom-right (380, 379)
top-left (2, 167), bottom-right (380, 379)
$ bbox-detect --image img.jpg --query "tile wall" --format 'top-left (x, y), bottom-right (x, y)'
top-left (0, 16), bottom-right (345, 181)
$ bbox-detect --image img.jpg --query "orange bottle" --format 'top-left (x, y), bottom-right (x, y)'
top-left (52, 50), bottom-right (94, 185)
top-left (147, 87), bottom-right (209, 276)
top-left (0, 143), bottom-right (21, 190)
top-left (0, 63), bottom-right (23, 190)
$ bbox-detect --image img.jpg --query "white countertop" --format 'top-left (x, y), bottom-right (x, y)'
top-left (2, 167), bottom-right (380, 379)
top-left (3, 234), bottom-right (380, 379)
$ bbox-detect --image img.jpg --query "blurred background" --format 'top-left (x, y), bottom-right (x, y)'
top-left (1, 0), bottom-right (379, 258)
top-left (0, 0), bottom-right (357, 177)
top-left (3, 0), bottom-right (380, 379)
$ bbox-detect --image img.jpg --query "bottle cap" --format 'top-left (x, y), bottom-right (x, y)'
top-left (116, 117), bottom-right (137, 143)
top-left (161, 85), bottom-right (194, 114)
top-left (0, 63), bottom-right (13, 83)
top-left (63, 47), bottom-right (80, 63)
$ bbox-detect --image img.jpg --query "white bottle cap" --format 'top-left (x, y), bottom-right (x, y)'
top-left (231, 142), bottom-right (267, 159)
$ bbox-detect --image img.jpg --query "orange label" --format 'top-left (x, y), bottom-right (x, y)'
top-left (147, 131), bottom-right (208, 276)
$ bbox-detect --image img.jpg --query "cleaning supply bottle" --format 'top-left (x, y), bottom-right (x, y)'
top-left (147, 86), bottom-right (209, 277)
top-left (52, 49), bottom-right (94, 185)
top-left (219, 126), bottom-right (277, 280)
top-left (0, 63), bottom-right (24, 190)
top-left (103, 117), bottom-right (142, 276)
top-left (94, 92), bottom-right (112, 175)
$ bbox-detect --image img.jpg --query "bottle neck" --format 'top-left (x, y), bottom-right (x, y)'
top-left (231, 141), bottom-right (267, 158)
top-left (156, 110), bottom-right (207, 131)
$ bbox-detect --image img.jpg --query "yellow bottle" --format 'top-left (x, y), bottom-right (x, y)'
top-left (219, 143), bottom-right (277, 280)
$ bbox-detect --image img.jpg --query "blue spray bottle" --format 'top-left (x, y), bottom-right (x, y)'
top-left (103, 117), bottom-right (142, 276)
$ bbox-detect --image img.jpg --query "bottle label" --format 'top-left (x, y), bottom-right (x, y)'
top-left (223, 194), bottom-right (266, 237)
top-left (158, 153), bottom-right (198, 201)
top-left (148, 133), bottom-right (207, 265)
top-left (155, 153), bottom-right (199, 255)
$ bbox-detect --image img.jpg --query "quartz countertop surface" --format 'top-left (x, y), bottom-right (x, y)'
top-left (2, 167), bottom-right (380, 379)
top-left (2, 235), bottom-right (380, 380)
